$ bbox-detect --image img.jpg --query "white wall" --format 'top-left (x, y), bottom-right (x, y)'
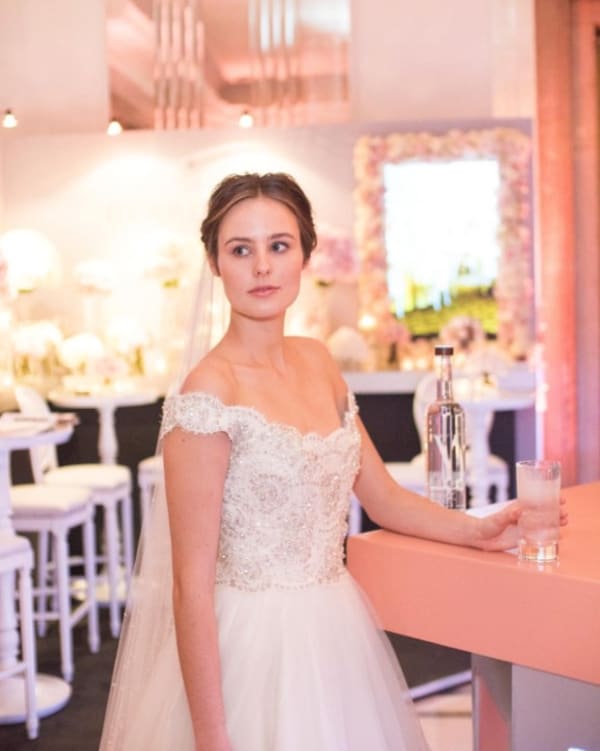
top-left (1, 125), bottom-right (356, 269)
top-left (0, 0), bottom-right (110, 134)
top-left (350, 0), bottom-right (534, 121)
top-left (0, 123), bottom-right (363, 328)
top-left (350, 0), bottom-right (492, 120)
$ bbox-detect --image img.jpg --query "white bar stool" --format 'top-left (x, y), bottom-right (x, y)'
top-left (11, 485), bottom-right (100, 682)
top-left (15, 385), bottom-right (134, 638)
top-left (0, 533), bottom-right (38, 740)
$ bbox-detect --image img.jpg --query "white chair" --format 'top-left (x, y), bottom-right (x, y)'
top-left (15, 385), bottom-right (134, 638)
top-left (137, 453), bottom-right (163, 524)
top-left (386, 372), bottom-right (509, 505)
top-left (11, 484), bottom-right (99, 682)
top-left (381, 377), bottom-right (431, 497)
top-left (0, 533), bottom-right (38, 740)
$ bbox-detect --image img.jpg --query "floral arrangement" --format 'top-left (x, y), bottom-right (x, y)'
top-left (143, 241), bottom-right (192, 288)
top-left (13, 321), bottom-right (63, 360)
top-left (105, 318), bottom-right (150, 376)
top-left (0, 229), bottom-right (61, 294)
top-left (439, 315), bottom-right (485, 354)
top-left (373, 311), bottom-right (411, 349)
top-left (74, 259), bottom-right (114, 295)
top-left (12, 321), bottom-right (63, 382)
top-left (57, 333), bottom-right (106, 374)
top-left (305, 226), bottom-right (359, 286)
top-left (92, 355), bottom-right (131, 383)
top-left (0, 253), bottom-right (12, 301)
top-left (353, 128), bottom-right (533, 358)
top-left (326, 326), bottom-right (371, 371)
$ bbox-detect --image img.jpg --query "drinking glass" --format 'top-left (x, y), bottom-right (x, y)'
top-left (516, 459), bottom-right (561, 562)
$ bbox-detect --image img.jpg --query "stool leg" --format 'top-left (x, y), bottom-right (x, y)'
top-left (36, 530), bottom-right (49, 637)
top-left (54, 529), bottom-right (74, 682)
top-left (83, 512), bottom-right (100, 653)
top-left (104, 503), bottom-right (121, 638)
top-left (18, 564), bottom-right (39, 740)
top-left (120, 494), bottom-right (134, 584)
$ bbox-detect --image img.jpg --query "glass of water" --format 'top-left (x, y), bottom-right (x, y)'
top-left (516, 459), bottom-right (561, 563)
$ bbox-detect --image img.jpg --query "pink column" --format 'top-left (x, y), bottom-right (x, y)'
top-left (571, 0), bottom-right (600, 482)
top-left (534, 0), bottom-right (578, 485)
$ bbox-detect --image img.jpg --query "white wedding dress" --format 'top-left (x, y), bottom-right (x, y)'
top-left (100, 390), bottom-right (429, 750)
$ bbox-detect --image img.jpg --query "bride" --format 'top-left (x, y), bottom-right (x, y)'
top-left (100, 172), bottom-right (538, 751)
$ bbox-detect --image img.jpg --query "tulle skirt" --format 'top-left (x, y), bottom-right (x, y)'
top-left (115, 572), bottom-right (429, 751)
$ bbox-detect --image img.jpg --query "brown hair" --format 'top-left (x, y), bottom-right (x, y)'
top-left (200, 172), bottom-right (317, 267)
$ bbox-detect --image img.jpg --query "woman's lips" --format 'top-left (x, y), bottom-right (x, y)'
top-left (248, 285), bottom-right (279, 296)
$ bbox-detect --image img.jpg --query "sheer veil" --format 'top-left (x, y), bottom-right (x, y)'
top-left (99, 259), bottom-right (228, 750)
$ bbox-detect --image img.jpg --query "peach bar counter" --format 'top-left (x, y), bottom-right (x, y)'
top-left (347, 482), bottom-right (600, 751)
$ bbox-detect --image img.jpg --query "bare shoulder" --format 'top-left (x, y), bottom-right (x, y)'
top-left (286, 336), bottom-right (335, 371)
top-left (178, 350), bottom-right (235, 403)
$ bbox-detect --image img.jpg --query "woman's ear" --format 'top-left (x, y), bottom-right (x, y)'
top-left (208, 255), bottom-right (221, 277)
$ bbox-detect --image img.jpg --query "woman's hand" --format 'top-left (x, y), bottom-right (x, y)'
top-left (473, 496), bottom-right (568, 552)
top-left (474, 502), bottom-right (521, 551)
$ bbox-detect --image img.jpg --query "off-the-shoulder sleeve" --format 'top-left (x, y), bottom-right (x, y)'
top-left (159, 392), bottom-right (234, 441)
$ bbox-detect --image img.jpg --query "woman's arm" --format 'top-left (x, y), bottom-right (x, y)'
top-left (162, 425), bottom-right (233, 751)
top-left (353, 417), bottom-right (524, 551)
top-left (318, 343), bottom-right (564, 550)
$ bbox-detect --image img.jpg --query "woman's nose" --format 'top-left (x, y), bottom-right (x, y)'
top-left (253, 249), bottom-right (271, 276)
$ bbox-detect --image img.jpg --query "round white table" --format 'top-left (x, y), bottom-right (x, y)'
top-left (0, 423), bottom-right (74, 724)
top-left (458, 388), bottom-right (536, 507)
top-left (48, 388), bottom-right (159, 465)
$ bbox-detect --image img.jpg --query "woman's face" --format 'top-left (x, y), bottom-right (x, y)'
top-left (214, 196), bottom-right (305, 322)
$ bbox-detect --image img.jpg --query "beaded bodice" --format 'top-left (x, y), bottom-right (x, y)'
top-left (160, 391), bottom-right (361, 591)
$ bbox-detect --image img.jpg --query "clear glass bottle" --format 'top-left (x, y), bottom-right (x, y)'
top-left (425, 345), bottom-right (467, 510)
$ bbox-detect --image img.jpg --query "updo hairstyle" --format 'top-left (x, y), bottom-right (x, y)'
top-left (200, 172), bottom-right (317, 268)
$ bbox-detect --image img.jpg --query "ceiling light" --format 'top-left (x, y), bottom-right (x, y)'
top-left (2, 109), bottom-right (18, 129)
top-left (106, 118), bottom-right (123, 136)
top-left (238, 110), bottom-right (254, 128)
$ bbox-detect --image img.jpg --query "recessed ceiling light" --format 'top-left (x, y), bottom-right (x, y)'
top-left (107, 119), bottom-right (123, 136)
top-left (2, 109), bottom-right (18, 129)
top-left (238, 110), bottom-right (254, 128)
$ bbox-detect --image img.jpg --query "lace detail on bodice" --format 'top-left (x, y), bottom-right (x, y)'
top-left (160, 391), bottom-right (361, 591)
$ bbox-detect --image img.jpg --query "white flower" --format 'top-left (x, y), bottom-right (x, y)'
top-left (105, 318), bottom-right (149, 355)
top-left (327, 327), bottom-right (371, 369)
top-left (58, 333), bottom-right (105, 372)
top-left (74, 259), bottom-right (114, 294)
top-left (12, 321), bottom-right (63, 359)
top-left (0, 229), bottom-right (60, 293)
top-left (143, 242), bottom-right (190, 287)
top-left (92, 355), bottom-right (130, 380)
top-left (306, 227), bottom-right (359, 285)
top-left (439, 315), bottom-right (485, 352)
top-left (0, 254), bottom-right (11, 300)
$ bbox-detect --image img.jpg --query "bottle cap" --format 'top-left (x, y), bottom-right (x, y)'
top-left (434, 344), bottom-right (454, 356)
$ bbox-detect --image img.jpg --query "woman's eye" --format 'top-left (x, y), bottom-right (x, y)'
top-left (271, 241), bottom-right (288, 252)
top-left (231, 245), bottom-right (250, 256)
